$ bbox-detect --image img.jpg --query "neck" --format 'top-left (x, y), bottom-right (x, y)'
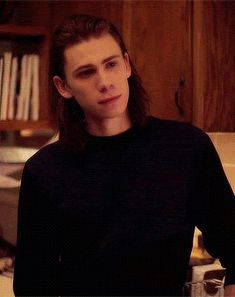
top-left (85, 112), bottom-right (132, 136)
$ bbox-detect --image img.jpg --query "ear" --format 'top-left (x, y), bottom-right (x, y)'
top-left (53, 76), bottom-right (73, 99)
top-left (124, 52), bottom-right (131, 78)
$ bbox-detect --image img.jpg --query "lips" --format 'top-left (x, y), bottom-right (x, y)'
top-left (98, 95), bottom-right (121, 104)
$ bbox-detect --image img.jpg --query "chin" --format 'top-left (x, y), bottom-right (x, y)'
top-left (106, 105), bottom-right (129, 119)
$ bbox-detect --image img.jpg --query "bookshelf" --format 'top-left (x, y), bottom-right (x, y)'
top-left (0, 24), bottom-right (51, 131)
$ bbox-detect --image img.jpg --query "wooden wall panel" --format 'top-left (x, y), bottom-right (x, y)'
top-left (10, 1), bottom-right (51, 27)
top-left (193, 1), bottom-right (235, 131)
top-left (50, 1), bottom-right (123, 34)
top-left (7, 0), bottom-right (235, 131)
top-left (122, 0), bottom-right (193, 122)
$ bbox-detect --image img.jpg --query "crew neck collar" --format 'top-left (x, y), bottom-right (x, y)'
top-left (87, 124), bottom-right (138, 143)
top-left (85, 116), bottom-right (152, 147)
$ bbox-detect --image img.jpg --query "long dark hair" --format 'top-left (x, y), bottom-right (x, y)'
top-left (50, 14), bottom-right (151, 152)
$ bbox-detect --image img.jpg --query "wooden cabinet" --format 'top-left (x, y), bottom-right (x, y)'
top-left (121, 0), bottom-right (235, 131)
top-left (122, 0), bottom-right (193, 123)
top-left (192, 1), bottom-right (235, 131)
top-left (0, 24), bottom-right (50, 131)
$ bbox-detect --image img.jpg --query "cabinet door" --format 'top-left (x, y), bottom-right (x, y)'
top-left (122, 0), bottom-right (192, 122)
top-left (193, 1), bottom-right (235, 131)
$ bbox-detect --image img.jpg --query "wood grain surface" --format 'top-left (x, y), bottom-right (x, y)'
top-left (193, 1), bottom-right (235, 131)
top-left (122, 0), bottom-right (192, 123)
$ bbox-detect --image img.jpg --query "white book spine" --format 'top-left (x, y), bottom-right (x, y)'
top-left (0, 52), bottom-right (12, 120)
top-left (31, 54), bottom-right (40, 121)
top-left (23, 54), bottom-right (33, 121)
top-left (8, 56), bottom-right (18, 120)
top-left (0, 58), bottom-right (3, 106)
top-left (16, 54), bottom-right (27, 120)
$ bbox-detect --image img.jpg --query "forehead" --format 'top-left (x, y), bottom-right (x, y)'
top-left (64, 34), bottom-right (122, 68)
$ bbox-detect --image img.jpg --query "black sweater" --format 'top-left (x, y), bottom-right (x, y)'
top-left (13, 116), bottom-right (235, 296)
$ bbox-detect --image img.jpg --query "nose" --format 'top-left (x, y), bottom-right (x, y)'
top-left (96, 70), bottom-right (113, 93)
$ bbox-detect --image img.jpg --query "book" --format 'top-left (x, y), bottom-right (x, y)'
top-left (2, 53), bottom-right (40, 122)
top-left (0, 52), bottom-right (12, 120)
top-left (31, 54), bottom-right (40, 121)
top-left (7, 56), bottom-right (18, 120)
top-left (16, 54), bottom-right (27, 120)
top-left (0, 57), bottom-right (3, 114)
top-left (23, 54), bottom-right (33, 121)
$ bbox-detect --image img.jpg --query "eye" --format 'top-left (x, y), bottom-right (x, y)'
top-left (106, 61), bottom-right (117, 69)
top-left (78, 69), bottom-right (96, 78)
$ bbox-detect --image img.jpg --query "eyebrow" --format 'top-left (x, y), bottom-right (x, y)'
top-left (73, 54), bottom-right (121, 75)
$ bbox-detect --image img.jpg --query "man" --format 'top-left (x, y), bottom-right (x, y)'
top-left (14, 14), bottom-right (235, 296)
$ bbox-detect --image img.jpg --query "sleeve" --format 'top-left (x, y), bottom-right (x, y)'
top-left (193, 134), bottom-right (235, 286)
top-left (13, 161), bottom-right (61, 296)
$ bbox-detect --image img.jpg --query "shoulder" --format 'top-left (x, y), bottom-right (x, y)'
top-left (146, 116), bottom-right (212, 150)
top-left (23, 141), bottom-right (74, 177)
top-left (25, 141), bottom-right (61, 165)
top-left (148, 116), bottom-right (206, 138)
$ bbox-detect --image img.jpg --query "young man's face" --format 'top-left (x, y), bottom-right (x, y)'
top-left (56, 33), bottom-right (131, 122)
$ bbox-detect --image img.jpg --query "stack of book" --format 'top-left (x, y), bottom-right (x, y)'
top-left (0, 52), bottom-right (40, 121)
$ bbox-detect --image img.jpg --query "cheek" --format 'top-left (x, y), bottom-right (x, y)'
top-left (73, 88), bottom-right (100, 113)
top-left (121, 77), bottom-right (130, 94)
top-left (69, 83), bottom-right (91, 103)
top-left (114, 70), bottom-right (129, 88)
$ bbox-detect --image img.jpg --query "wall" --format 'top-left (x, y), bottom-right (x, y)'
top-left (2, 0), bottom-right (235, 131)
top-left (193, 1), bottom-right (235, 131)
top-left (208, 133), bottom-right (235, 193)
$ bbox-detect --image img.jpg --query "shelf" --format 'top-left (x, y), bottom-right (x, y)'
top-left (0, 24), bottom-right (50, 133)
top-left (0, 120), bottom-right (52, 131)
top-left (0, 24), bottom-right (48, 38)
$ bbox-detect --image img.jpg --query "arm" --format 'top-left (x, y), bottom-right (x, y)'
top-left (13, 161), bottom-right (61, 296)
top-left (192, 133), bottom-right (235, 289)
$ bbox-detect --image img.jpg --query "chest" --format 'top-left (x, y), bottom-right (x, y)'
top-left (56, 147), bottom-right (193, 237)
